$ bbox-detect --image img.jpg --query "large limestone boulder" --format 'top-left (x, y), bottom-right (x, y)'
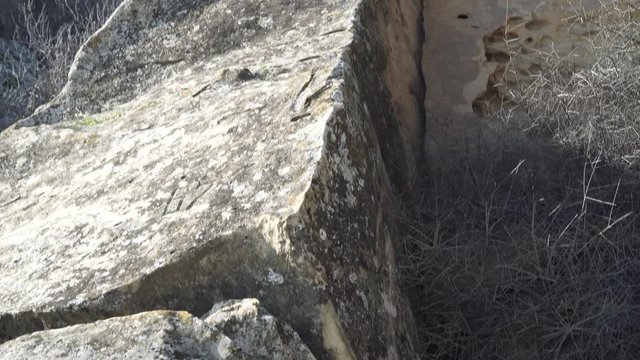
top-left (0, 0), bottom-right (424, 358)
top-left (0, 298), bottom-right (314, 360)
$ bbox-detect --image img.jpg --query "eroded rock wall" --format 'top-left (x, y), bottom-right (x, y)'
top-left (0, 0), bottom-right (424, 358)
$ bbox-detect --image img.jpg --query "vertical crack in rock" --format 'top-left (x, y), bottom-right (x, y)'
top-left (378, 0), bottom-right (427, 187)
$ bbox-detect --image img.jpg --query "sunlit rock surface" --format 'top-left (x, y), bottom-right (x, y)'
top-left (0, 298), bottom-right (313, 360)
top-left (0, 0), bottom-right (424, 358)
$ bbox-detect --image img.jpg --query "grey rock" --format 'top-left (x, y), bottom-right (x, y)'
top-left (0, 299), bottom-right (313, 360)
top-left (0, 39), bottom-right (38, 129)
top-left (0, 0), bottom-right (423, 358)
top-left (204, 298), bottom-right (316, 360)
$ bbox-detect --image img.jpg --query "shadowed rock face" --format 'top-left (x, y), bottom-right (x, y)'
top-left (0, 0), bottom-right (425, 358)
top-left (203, 298), bottom-right (317, 360)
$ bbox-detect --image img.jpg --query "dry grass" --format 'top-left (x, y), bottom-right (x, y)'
top-left (401, 1), bottom-right (640, 359)
top-left (0, 0), bottom-right (120, 128)
top-left (401, 147), bottom-right (640, 359)
top-left (499, 1), bottom-right (640, 168)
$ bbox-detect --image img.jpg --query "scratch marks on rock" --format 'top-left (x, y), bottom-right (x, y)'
top-left (0, 195), bottom-right (21, 208)
top-left (163, 181), bottom-right (212, 215)
top-left (290, 113), bottom-right (312, 122)
top-left (295, 71), bottom-right (316, 102)
top-left (291, 70), bottom-right (328, 114)
top-left (321, 28), bottom-right (347, 36)
top-left (303, 84), bottom-right (331, 109)
top-left (299, 55), bottom-right (321, 63)
top-left (191, 84), bottom-right (211, 98)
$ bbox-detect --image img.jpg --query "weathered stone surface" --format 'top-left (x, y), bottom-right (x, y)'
top-left (0, 299), bottom-right (312, 359)
top-left (0, 0), bottom-right (422, 358)
top-left (422, 0), bottom-right (604, 164)
top-left (0, 310), bottom-right (237, 360)
top-left (203, 298), bottom-right (316, 360)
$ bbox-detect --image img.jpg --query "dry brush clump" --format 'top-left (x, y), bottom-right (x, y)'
top-left (401, 147), bottom-right (640, 359)
top-left (0, 0), bottom-right (121, 129)
top-left (401, 1), bottom-right (640, 359)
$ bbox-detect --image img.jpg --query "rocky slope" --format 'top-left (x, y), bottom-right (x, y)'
top-left (0, 0), bottom-right (425, 358)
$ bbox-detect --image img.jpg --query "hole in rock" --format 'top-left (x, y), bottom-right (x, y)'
top-left (486, 51), bottom-right (511, 64)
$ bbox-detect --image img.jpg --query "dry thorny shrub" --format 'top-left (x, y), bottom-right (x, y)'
top-left (401, 1), bottom-right (640, 359)
top-left (0, 0), bottom-right (120, 127)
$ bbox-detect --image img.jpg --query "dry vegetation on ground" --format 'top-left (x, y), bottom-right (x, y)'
top-left (0, 0), bottom-right (120, 128)
top-left (401, 1), bottom-right (640, 359)
top-left (498, 1), bottom-right (640, 167)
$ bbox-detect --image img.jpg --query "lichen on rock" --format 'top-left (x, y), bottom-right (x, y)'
top-left (0, 0), bottom-right (424, 358)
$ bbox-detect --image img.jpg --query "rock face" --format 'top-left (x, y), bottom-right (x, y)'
top-left (0, 0), bottom-right (424, 358)
top-left (0, 298), bottom-right (314, 360)
top-left (0, 310), bottom-right (234, 360)
top-left (203, 299), bottom-right (316, 360)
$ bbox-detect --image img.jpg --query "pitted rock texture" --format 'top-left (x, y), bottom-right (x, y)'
top-left (0, 0), bottom-right (422, 358)
top-left (422, 0), bottom-right (604, 162)
top-left (0, 299), bottom-right (313, 360)
top-left (473, 5), bottom-right (640, 117)
top-left (17, 0), bottom-right (349, 126)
